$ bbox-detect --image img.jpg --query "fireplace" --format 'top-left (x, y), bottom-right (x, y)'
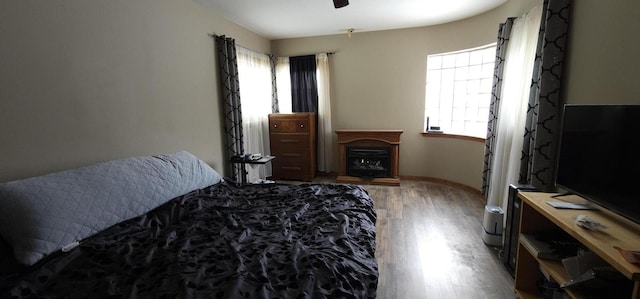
top-left (346, 147), bottom-right (391, 178)
top-left (335, 130), bottom-right (403, 186)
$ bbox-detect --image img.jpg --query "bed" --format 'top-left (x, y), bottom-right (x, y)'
top-left (0, 151), bottom-right (378, 298)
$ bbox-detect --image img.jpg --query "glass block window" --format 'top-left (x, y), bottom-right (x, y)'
top-left (424, 44), bottom-right (496, 139)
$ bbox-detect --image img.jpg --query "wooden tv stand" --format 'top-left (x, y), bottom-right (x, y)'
top-left (515, 192), bottom-right (640, 299)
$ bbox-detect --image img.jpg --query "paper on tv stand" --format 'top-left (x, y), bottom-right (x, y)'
top-left (546, 201), bottom-right (596, 210)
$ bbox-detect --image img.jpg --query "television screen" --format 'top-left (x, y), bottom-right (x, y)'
top-left (556, 104), bottom-right (640, 224)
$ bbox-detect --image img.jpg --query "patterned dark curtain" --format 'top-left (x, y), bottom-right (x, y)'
top-left (269, 54), bottom-right (279, 113)
top-left (215, 35), bottom-right (244, 181)
top-left (290, 55), bottom-right (318, 112)
top-left (519, 0), bottom-right (572, 192)
top-left (482, 18), bottom-right (514, 197)
top-left (482, 0), bottom-right (571, 198)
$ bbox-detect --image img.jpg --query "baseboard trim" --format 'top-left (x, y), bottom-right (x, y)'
top-left (315, 172), bottom-right (482, 197)
top-left (336, 175), bottom-right (400, 186)
top-left (399, 175), bottom-right (482, 197)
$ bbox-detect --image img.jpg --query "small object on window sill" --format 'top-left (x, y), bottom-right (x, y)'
top-left (429, 126), bottom-right (441, 130)
top-left (427, 130), bottom-right (443, 134)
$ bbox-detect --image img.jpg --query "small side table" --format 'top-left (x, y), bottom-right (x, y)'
top-left (230, 155), bottom-right (275, 186)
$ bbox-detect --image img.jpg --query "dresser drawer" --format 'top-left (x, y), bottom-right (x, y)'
top-left (269, 118), bottom-right (311, 133)
top-left (271, 160), bottom-right (312, 181)
top-left (272, 152), bottom-right (310, 166)
top-left (270, 134), bottom-right (311, 150)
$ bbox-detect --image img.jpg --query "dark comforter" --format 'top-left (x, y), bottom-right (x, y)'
top-left (0, 182), bottom-right (378, 298)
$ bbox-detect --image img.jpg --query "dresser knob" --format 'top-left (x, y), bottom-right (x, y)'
top-left (274, 124), bottom-right (278, 128)
top-left (300, 124), bottom-right (304, 128)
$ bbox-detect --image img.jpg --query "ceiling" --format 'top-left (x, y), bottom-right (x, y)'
top-left (194, 0), bottom-right (508, 40)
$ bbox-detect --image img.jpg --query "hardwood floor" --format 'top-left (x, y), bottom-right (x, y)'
top-left (315, 178), bottom-right (516, 299)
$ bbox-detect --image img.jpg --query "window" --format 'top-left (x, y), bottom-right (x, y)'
top-left (424, 44), bottom-right (496, 139)
top-left (236, 46), bottom-right (273, 182)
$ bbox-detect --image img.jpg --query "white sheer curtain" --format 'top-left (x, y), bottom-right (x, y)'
top-left (275, 57), bottom-right (292, 113)
top-left (316, 53), bottom-right (334, 172)
top-left (236, 46), bottom-right (273, 183)
top-left (486, 4), bottom-right (543, 209)
top-left (274, 54), bottom-right (334, 173)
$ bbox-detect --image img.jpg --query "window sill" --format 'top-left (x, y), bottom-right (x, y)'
top-left (421, 132), bottom-right (485, 143)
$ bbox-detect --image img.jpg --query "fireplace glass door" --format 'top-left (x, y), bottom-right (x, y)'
top-left (346, 147), bottom-right (391, 178)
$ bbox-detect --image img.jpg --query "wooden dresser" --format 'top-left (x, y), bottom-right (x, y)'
top-left (268, 113), bottom-right (317, 181)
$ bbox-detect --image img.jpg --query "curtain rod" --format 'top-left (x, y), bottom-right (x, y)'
top-left (285, 51), bottom-right (336, 57)
top-left (207, 33), bottom-right (335, 56)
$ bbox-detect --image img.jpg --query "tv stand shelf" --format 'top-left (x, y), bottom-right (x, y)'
top-left (515, 192), bottom-right (640, 299)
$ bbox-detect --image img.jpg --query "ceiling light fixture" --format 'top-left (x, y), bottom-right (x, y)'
top-left (347, 28), bottom-right (354, 38)
top-left (333, 0), bottom-right (349, 9)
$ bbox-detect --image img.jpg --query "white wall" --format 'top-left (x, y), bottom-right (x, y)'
top-left (563, 1), bottom-right (640, 104)
top-left (0, 0), bottom-right (270, 182)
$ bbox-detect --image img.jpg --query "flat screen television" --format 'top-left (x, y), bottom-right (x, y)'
top-left (556, 104), bottom-right (640, 224)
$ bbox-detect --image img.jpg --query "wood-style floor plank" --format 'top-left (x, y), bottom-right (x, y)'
top-left (363, 180), bottom-right (515, 299)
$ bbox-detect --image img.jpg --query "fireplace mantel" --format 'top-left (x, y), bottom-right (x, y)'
top-left (335, 130), bottom-right (403, 186)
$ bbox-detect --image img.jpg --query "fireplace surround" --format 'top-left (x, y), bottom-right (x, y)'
top-left (335, 130), bottom-right (402, 186)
